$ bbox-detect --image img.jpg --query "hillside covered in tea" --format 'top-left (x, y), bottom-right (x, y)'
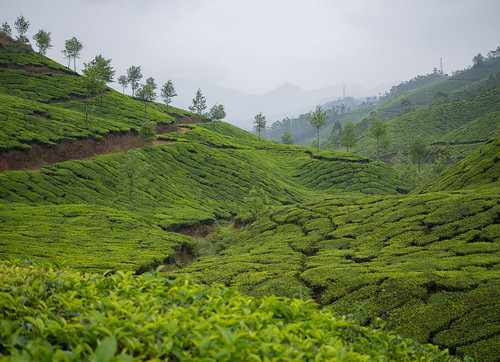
top-left (0, 30), bottom-right (499, 361)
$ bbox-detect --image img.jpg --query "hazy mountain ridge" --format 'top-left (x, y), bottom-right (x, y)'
top-left (168, 78), bottom-right (389, 129)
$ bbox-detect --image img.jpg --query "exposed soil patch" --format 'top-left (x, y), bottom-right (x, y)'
top-left (155, 123), bottom-right (186, 134)
top-left (0, 131), bottom-right (159, 172)
top-left (0, 120), bottom-right (200, 172)
top-left (176, 223), bottom-right (216, 238)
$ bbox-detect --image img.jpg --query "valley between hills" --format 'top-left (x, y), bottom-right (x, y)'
top-left (0, 30), bottom-right (499, 361)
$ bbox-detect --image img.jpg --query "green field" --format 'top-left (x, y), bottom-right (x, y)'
top-left (1, 31), bottom-right (499, 360)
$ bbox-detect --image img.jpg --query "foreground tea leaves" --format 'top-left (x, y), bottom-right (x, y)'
top-left (0, 260), bottom-right (457, 361)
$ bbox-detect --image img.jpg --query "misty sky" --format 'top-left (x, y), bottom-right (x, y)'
top-left (2, 0), bottom-right (500, 95)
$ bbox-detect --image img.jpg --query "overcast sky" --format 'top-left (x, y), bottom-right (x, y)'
top-left (2, 0), bottom-right (500, 95)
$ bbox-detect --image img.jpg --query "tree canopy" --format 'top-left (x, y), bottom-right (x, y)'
top-left (32, 29), bottom-right (52, 55)
top-left (136, 77), bottom-right (158, 122)
top-left (81, 62), bottom-right (104, 127)
top-left (62, 37), bottom-right (83, 71)
top-left (88, 55), bottom-right (115, 107)
top-left (161, 80), bottom-right (177, 113)
top-left (408, 135), bottom-right (429, 175)
top-left (254, 112), bottom-right (266, 142)
top-left (126, 66), bottom-right (142, 97)
top-left (339, 121), bottom-right (357, 152)
top-left (14, 15), bottom-right (29, 43)
top-left (118, 75), bottom-right (128, 94)
top-left (209, 104), bottom-right (226, 122)
top-left (189, 89), bottom-right (207, 121)
top-left (1, 22), bottom-right (12, 37)
top-left (281, 129), bottom-right (294, 145)
top-left (369, 114), bottom-right (388, 160)
top-left (306, 105), bottom-right (328, 151)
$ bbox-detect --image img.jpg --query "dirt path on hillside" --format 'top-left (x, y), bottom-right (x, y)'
top-left (0, 123), bottom-right (193, 173)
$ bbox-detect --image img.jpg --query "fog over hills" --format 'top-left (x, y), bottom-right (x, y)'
top-left (165, 79), bottom-right (391, 129)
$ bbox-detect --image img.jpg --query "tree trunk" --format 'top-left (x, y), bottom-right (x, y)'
top-left (317, 128), bottom-right (320, 151)
top-left (85, 94), bottom-right (89, 128)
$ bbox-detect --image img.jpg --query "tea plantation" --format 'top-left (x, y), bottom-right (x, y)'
top-left (0, 260), bottom-right (459, 360)
top-left (1, 32), bottom-right (499, 360)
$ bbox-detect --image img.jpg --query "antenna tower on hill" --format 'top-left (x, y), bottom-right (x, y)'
top-left (440, 57), bottom-right (444, 75)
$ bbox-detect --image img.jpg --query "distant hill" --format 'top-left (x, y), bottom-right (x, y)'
top-left (417, 132), bottom-right (500, 192)
top-left (352, 83), bottom-right (500, 160)
top-left (170, 78), bottom-right (385, 130)
top-left (281, 55), bottom-right (500, 160)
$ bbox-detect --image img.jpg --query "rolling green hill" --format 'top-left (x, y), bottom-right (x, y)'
top-left (312, 57), bottom-right (500, 173)
top-left (1, 32), bottom-right (499, 361)
top-left (0, 122), bottom-right (408, 271)
top-left (417, 132), bottom-right (500, 192)
top-left (375, 57), bottom-right (500, 120)
top-left (352, 85), bottom-right (500, 160)
top-left (168, 136), bottom-right (500, 359)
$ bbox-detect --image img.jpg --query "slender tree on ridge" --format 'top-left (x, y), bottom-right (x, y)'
top-left (253, 112), bottom-right (266, 142)
top-left (32, 30), bottom-right (52, 55)
top-left (189, 89), bottom-right (207, 121)
top-left (209, 104), bottom-right (226, 122)
top-left (339, 121), bottom-right (357, 152)
top-left (161, 80), bottom-right (177, 113)
top-left (118, 75), bottom-right (128, 94)
top-left (62, 37), bottom-right (83, 71)
top-left (1, 22), bottom-right (12, 37)
top-left (88, 55), bottom-right (115, 108)
top-left (81, 62), bottom-right (104, 128)
top-left (126, 65), bottom-right (142, 97)
top-left (136, 77), bottom-right (157, 123)
top-left (409, 135), bottom-right (429, 176)
top-left (306, 105), bottom-right (328, 151)
top-left (14, 15), bottom-right (29, 44)
top-left (369, 113), bottom-right (388, 160)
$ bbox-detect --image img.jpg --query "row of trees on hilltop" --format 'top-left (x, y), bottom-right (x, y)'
top-left (2, 15), bottom-right (228, 126)
top-left (1, 16), bottom-right (84, 72)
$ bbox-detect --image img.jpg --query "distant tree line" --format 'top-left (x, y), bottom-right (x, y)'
top-left (1, 15), bottom-right (227, 126)
top-left (260, 97), bottom-right (361, 145)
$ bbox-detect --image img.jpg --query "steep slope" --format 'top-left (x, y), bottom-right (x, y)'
top-left (352, 85), bottom-right (500, 160)
top-left (0, 122), bottom-right (408, 270)
top-left (417, 132), bottom-right (500, 192)
top-left (375, 57), bottom-right (500, 120)
top-left (165, 125), bottom-right (500, 361)
top-left (0, 35), bottom-right (191, 171)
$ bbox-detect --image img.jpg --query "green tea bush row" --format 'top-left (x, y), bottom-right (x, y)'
top-left (0, 260), bottom-right (458, 361)
top-left (0, 204), bottom-right (194, 272)
top-left (173, 190), bottom-right (500, 359)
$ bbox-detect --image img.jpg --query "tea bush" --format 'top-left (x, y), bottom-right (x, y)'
top-left (0, 260), bottom-right (458, 361)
